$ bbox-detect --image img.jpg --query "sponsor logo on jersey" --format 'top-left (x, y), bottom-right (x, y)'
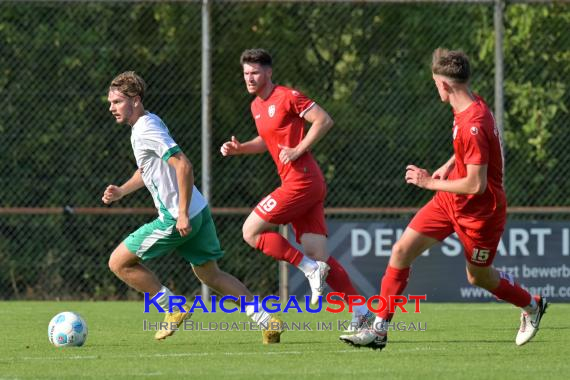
top-left (453, 126), bottom-right (458, 140)
top-left (255, 114), bottom-right (261, 119)
top-left (268, 105), bottom-right (276, 118)
top-left (470, 126), bottom-right (479, 135)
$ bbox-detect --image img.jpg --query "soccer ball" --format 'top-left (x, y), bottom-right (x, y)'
top-left (48, 311), bottom-right (88, 347)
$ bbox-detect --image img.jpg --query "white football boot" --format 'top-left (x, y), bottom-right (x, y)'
top-left (306, 261), bottom-right (330, 305)
top-left (516, 296), bottom-right (548, 346)
top-left (340, 328), bottom-right (387, 350)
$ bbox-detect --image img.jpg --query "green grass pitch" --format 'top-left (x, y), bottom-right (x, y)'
top-left (1, 301), bottom-right (569, 379)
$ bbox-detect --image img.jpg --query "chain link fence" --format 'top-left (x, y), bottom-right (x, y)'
top-left (0, 0), bottom-right (569, 299)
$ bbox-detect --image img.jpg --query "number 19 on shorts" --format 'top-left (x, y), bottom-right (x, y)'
top-left (258, 195), bottom-right (278, 214)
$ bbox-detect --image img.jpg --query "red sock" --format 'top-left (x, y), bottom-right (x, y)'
top-left (325, 257), bottom-right (360, 303)
top-left (255, 231), bottom-right (303, 266)
top-left (490, 277), bottom-right (531, 308)
top-left (378, 265), bottom-right (410, 321)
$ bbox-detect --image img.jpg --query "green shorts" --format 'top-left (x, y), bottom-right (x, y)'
top-left (124, 206), bottom-right (224, 266)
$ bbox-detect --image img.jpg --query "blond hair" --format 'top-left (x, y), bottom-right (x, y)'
top-left (110, 71), bottom-right (146, 100)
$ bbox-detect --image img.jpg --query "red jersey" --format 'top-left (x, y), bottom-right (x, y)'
top-left (251, 85), bottom-right (324, 183)
top-left (436, 95), bottom-right (507, 225)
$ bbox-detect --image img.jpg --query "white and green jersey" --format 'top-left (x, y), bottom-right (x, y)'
top-left (131, 112), bottom-right (206, 221)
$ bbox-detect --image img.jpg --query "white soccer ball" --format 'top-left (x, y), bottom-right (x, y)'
top-left (48, 311), bottom-right (88, 347)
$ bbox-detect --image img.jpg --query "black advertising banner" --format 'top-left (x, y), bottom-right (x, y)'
top-left (288, 220), bottom-right (570, 302)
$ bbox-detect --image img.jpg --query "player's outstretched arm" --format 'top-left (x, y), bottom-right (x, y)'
top-left (220, 135), bottom-right (267, 156)
top-left (167, 152), bottom-right (193, 237)
top-left (102, 169), bottom-right (145, 205)
top-left (277, 104), bottom-right (333, 164)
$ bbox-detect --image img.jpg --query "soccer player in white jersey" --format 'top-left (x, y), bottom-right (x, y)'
top-left (102, 71), bottom-right (283, 344)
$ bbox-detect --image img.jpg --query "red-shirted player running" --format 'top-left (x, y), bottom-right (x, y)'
top-left (341, 48), bottom-right (548, 350)
top-left (221, 48), bottom-right (373, 327)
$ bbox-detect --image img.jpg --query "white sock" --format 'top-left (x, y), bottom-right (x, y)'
top-left (297, 256), bottom-right (318, 275)
top-left (372, 316), bottom-right (387, 333)
top-left (354, 304), bottom-right (370, 317)
top-left (245, 303), bottom-right (271, 326)
top-left (522, 297), bottom-right (538, 314)
top-left (154, 285), bottom-right (175, 310)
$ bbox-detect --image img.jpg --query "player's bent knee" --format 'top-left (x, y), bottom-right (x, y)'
top-left (242, 229), bottom-right (259, 248)
top-left (107, 258), bottom-right (116, 273)
top-left (391, 241), bottom-right (412, 264)
top-left (108, 256), bottom-right (122, 276)
top-left (108, 246), bottom-right (138, 276)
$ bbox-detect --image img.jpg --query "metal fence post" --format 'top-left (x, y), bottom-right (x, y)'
top-left (494, 0), bottom-right (505, 168)
top-left (201, 0), bottom-right (212, 299)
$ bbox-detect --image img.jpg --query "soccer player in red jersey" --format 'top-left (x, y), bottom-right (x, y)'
top-left (221, 48), bottom-right (373, 327)
top-left (341, 48), bottom-right (548, 350)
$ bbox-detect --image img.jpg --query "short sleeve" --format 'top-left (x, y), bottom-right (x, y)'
top-left (138, 120), bottom-right (181, 161)
top-left (289, 89), bottom-right (315, 118)
top-left (461, 123), bottom-right (489, 165)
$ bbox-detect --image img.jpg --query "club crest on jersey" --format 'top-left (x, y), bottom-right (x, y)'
top-left (268, 105), bottom-right (276, 118)
top-left (470, 126), bottom-right (479, 135)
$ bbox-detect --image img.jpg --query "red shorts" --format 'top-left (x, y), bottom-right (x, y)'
top-left (254, 178), bottom-right (327, 243)
top-left (409, 197), bottom-right (505, 267)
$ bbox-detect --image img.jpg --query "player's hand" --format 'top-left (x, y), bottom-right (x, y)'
top-left (102, 185), bottom-right (123, 205)
top-left (220, 136), bottom-right (241, 156)
top-left (432, 162), bottom-right (454, 180)
top-left (277, 144), bottom-right (302, 165)
top-left (176, 214), bottom-right (191, 237)
top-left (405, 165), bottom-right (432, 189)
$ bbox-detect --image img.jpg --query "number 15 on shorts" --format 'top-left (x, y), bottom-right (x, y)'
top-left (471, 248), bottom-right (490, 265)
